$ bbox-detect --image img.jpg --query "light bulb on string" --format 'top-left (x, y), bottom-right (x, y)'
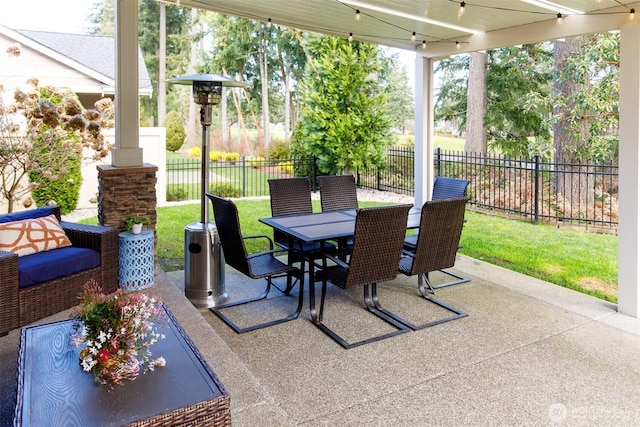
top-left (348, 32), bottom-right (353, 42)
top-left (556, 13), bottom-right (563, 24)
top-left (631, 9), bottom-right (635, 20)
top-left (411, 31), bottom-right (416, 42)
top-left (355, 9), bottom-right (361, 21)
top-left (456, 41), bottom-right (460, 50)
top-left (422, 40), bottom-right (427, 49)
top-left (267, 18), bottom-right (272, 28)
top-left (458, 2), bottom-right (466, 18)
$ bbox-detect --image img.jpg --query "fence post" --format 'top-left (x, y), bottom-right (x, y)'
top-left (242, 156), bottom-right (247, 197)
top-left (534, 155), bottom-right (539, 224)
top-left (436, 147), bottom-right (441, 177)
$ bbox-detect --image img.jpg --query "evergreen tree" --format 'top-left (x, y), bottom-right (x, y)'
top-left (293, 34), bottom-right (392, 175)
top-left (379, 50), bottom-right (414, 134)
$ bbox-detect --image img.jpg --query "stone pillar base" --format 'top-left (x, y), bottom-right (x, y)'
top-left (97, 164), bottom-right (158, 232)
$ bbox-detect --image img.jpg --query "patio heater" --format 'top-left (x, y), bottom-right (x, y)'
top-left (167, 73), bottom-right (248, 308)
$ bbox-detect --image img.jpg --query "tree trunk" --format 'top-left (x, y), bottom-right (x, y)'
top-left (465, 52), bottom-right (487, 153)
top-left (553, 36), bottom-right (591, 215)
top-left (186, 8), bottom-right (198, 148)
top-left (157, 2), bottom-right (166, 127)
top-left (260, 37), bottom-right (270, 148)
top-left (221, 87), bottom-right (229, 149)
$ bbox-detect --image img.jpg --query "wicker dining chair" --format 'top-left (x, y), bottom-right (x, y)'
top-left (404, 176), bottom-right (471, 288)
top-left (311, 204), bottom-right (413, 349)
top-left (206, 193), bottom-right (304, 333)
top-left (317, 174), bottom-right (359, 258)
top-left (317, 174), bottom-right (359, 212)
top-left (393, 197), bottom-right (469, 330)
top-left (431, 176), bottom-right (470, 201)
top-left (268, 177), bottom-right (334, 293)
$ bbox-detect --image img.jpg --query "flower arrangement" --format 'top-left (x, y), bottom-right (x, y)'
top-left (71, 280), bottom-right (167, 390)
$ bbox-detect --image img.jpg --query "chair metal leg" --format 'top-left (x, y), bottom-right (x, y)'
top-left (272, 252), bottom-right (302, 295)
top-left (370, 275), bottom-right (467, 331)
top-left (312, 283), bottom-right (410, 349)
top-left (432, 269), bottom-right (470, 289)
top-left (418, 273), bottom-right (435, 296)
top-left (211, 271), bottom-right (304, 334)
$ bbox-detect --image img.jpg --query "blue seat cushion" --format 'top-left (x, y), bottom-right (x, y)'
top-left (0, 206), bottom-right (57, 224)
top-left (18, 247), bottom-right (101, 288)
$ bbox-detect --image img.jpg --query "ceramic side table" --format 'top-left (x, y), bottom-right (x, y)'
top-left (118, 230), bottom-right (154, 290)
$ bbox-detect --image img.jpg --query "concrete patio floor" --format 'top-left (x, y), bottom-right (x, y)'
top-left (2, 254), bottom-right (640, 426)
top-left (166, 254), bottom-right (640, 426)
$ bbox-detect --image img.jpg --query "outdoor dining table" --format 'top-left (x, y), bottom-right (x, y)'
top-left (259, 208), bottom-right (420, 245)
top-left (259, 206), bottom-right (421, 317)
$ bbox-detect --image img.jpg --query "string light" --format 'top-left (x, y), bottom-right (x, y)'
top-left (631, 9), bottom-right (635, 21)
top-left (355, 9), bottom-right (361, 21)
top-left (456, 41), bottom-right (460, 50)
top-left (348, 32), bottom-right (353, 42)
top-left (556, 13), bottom-right (563, 24)
top-left (411, 31), bottom-right (416, 41)
top-left (422, 40), bottom-right (427, 49)
top-left (458, 2), bottom-right (466, 17)
top-left (267, 18), bottom-right (272, 27)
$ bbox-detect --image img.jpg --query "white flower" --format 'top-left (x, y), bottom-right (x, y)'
top-left (81, 356), bottom-right (97, 371)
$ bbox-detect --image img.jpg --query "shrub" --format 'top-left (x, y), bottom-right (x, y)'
top-left (268, 139), bottom-right (291, 160)
top-left (278, 161), bottom-right (294, 175)
top-left (224, 152), bottom-right (240, 164)
top-left (210, 151), bottom-right (224, 162)
top-left (209, 182), bottom-right (241, 198)
top-left (247, 156), bottom-right (265, 168)
top-left (163, 111), bottom-right (186, 152)
top-left (166, 185), bottom-right (188, 201)
top-left (188, 147), bottom-right (201, 158)
top-left (29, 155), bottom-right (82, 215)
top-left (291, 125), bottom-right (314, 179)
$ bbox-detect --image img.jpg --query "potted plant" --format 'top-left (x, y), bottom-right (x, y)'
top-left (126, 215), bottom-right (150, 235)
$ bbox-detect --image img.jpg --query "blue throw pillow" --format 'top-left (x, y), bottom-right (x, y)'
top-left (0, 206), bottom-right (58, 224)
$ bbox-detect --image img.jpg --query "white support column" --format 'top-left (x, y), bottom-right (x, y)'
top-left (414, 55), bottom-right (435, 208)
top-left (618, 23), bottom-right (640, 317)
top-left (112, 0), bottom-right (143, 167)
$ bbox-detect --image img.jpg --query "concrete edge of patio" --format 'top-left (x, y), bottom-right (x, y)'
top-left (454, 255), bottom-right (640, 337)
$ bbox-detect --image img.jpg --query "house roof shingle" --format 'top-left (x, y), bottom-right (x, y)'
top-left (14, 29), bottom-right (152, 95)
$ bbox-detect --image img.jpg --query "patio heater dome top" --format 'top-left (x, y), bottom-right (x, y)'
top-left (167, 73), bottom-right (248, 87)
top-left (167, 73), bottom-right (248, 106)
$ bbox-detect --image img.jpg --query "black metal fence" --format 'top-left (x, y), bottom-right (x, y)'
top-left (167, 147), bottom-right (619, 229)
top-left (357, 147), bottom-right (618, 228)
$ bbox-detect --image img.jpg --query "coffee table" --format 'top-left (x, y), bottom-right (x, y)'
top-left (14, 304), bottom-right (230, 426)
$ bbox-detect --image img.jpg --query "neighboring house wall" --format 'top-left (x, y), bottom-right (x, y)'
top-left (0, 33), bottom-right (108, 103)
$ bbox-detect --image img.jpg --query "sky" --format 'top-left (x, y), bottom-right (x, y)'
top-left (0, 0), bottom-right (94, 33)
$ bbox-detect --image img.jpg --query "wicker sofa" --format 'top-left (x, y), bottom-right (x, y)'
top-left (0, 206), bottom-right (119, 336)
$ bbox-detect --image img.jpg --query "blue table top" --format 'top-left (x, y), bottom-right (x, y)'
top-left (260, 208), bottom-right (420, 243)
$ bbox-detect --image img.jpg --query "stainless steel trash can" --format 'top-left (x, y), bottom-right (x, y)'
top-left (184, 222), bottom-right (226, 308)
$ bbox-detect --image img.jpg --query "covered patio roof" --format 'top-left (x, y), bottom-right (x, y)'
top-left (176, 0), bottom-right (638, 55)
top-left (112, 0), bottom-right (640, 317)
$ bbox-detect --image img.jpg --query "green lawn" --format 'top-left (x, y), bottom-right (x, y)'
top-left (85, 198), bottom-right (617, 303)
